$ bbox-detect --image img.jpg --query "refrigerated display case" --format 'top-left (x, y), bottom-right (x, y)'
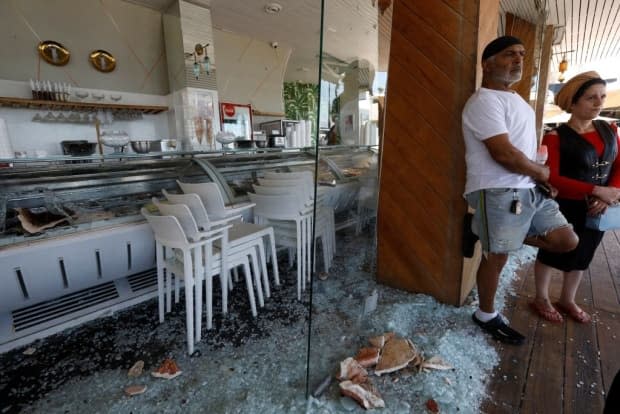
top-left (0, 146), bottom-right (377, 351)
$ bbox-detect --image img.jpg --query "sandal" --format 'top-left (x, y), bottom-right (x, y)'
top-left (529, 301), bottom-right (564, 324)
top-left (554, 302), bottom-right (592, 324)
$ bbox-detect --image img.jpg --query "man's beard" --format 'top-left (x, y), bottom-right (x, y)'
top-left (494, 70), bottom-right (522, 86)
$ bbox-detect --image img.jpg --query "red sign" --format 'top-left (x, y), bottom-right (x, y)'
top-left (222, 104), bottom-right (236, 117)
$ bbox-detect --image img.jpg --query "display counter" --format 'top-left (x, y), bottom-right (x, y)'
top-left (0, 146), bottom-right (377, 351)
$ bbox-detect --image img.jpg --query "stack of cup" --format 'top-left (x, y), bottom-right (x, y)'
top-left (0, 118), bottom-right (14, 159)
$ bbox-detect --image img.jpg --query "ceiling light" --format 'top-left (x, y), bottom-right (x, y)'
top-left (264, 3), bottom-right (282, 14)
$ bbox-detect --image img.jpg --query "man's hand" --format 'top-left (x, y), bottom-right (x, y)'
top-left (483, 134), bottom-right (549, 182)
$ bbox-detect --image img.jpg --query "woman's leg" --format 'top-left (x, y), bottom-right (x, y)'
top-left (559, 270), bottom-right (584, 305)
top-left (532, 260), bottom-right (564, 323)
top-left (534, 260), bottom-right (554, 305)
top-left (556, 270), bottom-right (591, 323)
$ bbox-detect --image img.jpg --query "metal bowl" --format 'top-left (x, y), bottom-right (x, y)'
top-left (130, 140), bottom-right (159, 153)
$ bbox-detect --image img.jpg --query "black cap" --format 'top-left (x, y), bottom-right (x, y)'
top-left (481, 36), bottom-right (523, 61)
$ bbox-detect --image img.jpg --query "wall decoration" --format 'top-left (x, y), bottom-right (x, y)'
top-left (220, 103), bottom-right (253, 141)
top-left (283, 82), bottom-right (318, 122)
top-left (38, 41), bottom-right (71, 66)
top-left (89, 50), bottom-right (116, 73)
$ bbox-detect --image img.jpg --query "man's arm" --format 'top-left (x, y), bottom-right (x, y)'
top-left (483, 133), bottom-right (549, 182)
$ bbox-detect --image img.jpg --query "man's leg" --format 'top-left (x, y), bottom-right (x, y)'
top-left (472, 252), bottom-right (526, 345)
top-left (525, 225), bottom-right (578, 252)
top-left (477, 252), bottom-right (508, 313)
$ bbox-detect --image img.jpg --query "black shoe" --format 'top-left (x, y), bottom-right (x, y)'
top-left (472, 313), bottom-right (525, 345)
top-left (462, 212), bottom-right (478, 258)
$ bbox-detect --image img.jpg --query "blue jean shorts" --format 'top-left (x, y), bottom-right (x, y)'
top-left (465, 187), bottom-right (570, 254)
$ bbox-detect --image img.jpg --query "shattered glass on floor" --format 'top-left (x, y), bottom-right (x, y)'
top-left (0, 226), bottom-right (536, 413)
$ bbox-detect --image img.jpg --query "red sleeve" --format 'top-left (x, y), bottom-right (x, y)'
top-left (607, 123), bottom-right (620, 188)
top-left (542, 131), bottom-right (595, 200)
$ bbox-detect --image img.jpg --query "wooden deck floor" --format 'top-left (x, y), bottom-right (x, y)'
top-left (482, 230), bottom-right (620, 413)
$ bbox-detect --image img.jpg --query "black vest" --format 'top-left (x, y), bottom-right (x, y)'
top-left (556, 120), bottom-right (617, 186)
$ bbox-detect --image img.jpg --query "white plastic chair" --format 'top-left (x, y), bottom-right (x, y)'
top-left (176, 181), bottom-right (255, 221)
top-left (152, 199), bottom-right (260, 331)
top-left (256, 175), bottom-right (335, 272)
top-left (141, 207), bottom-right (209, 355)
top-left (248, 192), bottom-right (317, 300)
top-left (165, 188), bottom-right (280, 299)
top-left (260, 172), bottom-right (336, 255)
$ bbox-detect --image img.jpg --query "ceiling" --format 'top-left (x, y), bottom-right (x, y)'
top-left (500, 0), bottom-right (620, 83)
top-left (122, 0), bottom-right (381, 83)
top-left (123, 0), bottom-right (620, 86)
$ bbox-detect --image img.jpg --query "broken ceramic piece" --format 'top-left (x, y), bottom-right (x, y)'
top-left (354, 347), bottom-right (380, 368)
top-left (151, 358), bottom-right (182, 380)
top-left (124, 384), bottom-right (147, 396)
top-left (368, 332), bottom-right (395, 349)
top-left (421, 355), bottom-right (453, 371)
top-left (374, 337), bottom-right (418, 376)
top-left (336, 357), bottom-right (368, 383)
top-left (128, 360), bottom-right (144, 377)
top-left (339, 380), bottom-right (385, 409)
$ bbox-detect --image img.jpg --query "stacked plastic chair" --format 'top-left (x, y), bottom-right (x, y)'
top-left (260, 172), bottom-right (335, 270)
top-left (151, 199), bottom-right (261, 332)
top-left (167, 186), bottom-right (279, 301)
top-left (141, 207), bottom-right (229, 355)
top-left (176, 181), bottom-right (255, 221)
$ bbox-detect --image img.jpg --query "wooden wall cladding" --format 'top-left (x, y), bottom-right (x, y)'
top-left (377, 0), bottom-right (482, 305)
top-left (506, 12), bottom-right (537, 101)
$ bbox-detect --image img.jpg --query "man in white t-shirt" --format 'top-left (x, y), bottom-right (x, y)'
top-left (462, 36), bottom-right (579, 345)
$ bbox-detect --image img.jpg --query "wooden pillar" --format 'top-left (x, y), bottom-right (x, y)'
top-left (506, 13), bottom-right (537, 102)
top-left (377, 0), bottom-right (499, 306)
top-left (535, 25), bottom-right (555, 143)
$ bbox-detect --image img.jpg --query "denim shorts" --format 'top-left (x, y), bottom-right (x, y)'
top-left (465, 187), bottom-right (570, 254)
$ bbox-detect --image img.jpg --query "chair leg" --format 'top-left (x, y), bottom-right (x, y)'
top-left (156, 243), bottom-right (165, 323)
top-left (242, 258), bottom-right (257, 317)
top-left (206, 272), bottom-right (213, 330)
top-left (257, 240), bottom-right (270, 298)
top-left (193, 248), bottom-right (203, 343)
top-left (296, 222), bottom-right (302, 300)
top-left (249, 250), bottom-right (264, 308)
top-left (166, 271), bottom-right (172, 313)
top-left (175, 272), bottom-right (180, 304)
top-left (268, 230), bottom-right (280, 286)
top-left (183, 253), bottom-right (195, 355)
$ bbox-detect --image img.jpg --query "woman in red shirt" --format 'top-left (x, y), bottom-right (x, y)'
top-left (532, 71), bottom-right (620, 324)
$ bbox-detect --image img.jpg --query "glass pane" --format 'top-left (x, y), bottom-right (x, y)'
top-left (306, 0), bottom-right (389, 409)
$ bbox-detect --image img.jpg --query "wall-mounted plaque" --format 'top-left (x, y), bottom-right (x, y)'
top-left (89, 50), bottom-right (116, 73)
top-left (38, 41), bottom-right (70, 66)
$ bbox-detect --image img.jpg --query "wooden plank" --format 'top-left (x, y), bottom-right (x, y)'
top-left (520, 314), bottom-right (566, 413)
top-left (482, 296), bottom-right (538, 413)
top-left (378, 0), bottom-right (479, 305)
top-left (389, 29), bottom-right (456, 110)
top-left (564, 313), bottom-right (605, 413)
top-left (588, 242), bottom-right (618, 313)
top-left (404, 1), bottom-right (463, 49)
top-left (390, 3), bottom-right (462, 83)
top-left (601, 232), bottom-right (620, 306)
top-left (596, 309), bottom-right (620, 396)
top-left (535, 25), bottom-right (555, 142)
top-left (505, 13), bottom-right (537, 102)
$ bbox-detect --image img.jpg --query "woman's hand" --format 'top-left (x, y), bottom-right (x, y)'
top-left (591, 185), bottom-right (620, 205)
top-left (588, 197), bottom-right (608, 216)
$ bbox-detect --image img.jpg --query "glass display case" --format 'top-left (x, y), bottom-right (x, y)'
top-left (0, 146), bottom-right (376, 351)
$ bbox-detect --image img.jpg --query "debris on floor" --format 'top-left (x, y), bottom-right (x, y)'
top-left (127, 360), bottom-right (144, 378)
top-left (151, 358), bottom-right (182, 380)
top-left (124, 384), bottom-right (147, 396)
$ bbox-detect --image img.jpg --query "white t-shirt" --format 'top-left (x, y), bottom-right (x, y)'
top-left (462, 87), bottom-right (537, 195)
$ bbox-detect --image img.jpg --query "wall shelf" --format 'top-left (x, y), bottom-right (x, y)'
top-left (0, 96), bottom-right (168, 115)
